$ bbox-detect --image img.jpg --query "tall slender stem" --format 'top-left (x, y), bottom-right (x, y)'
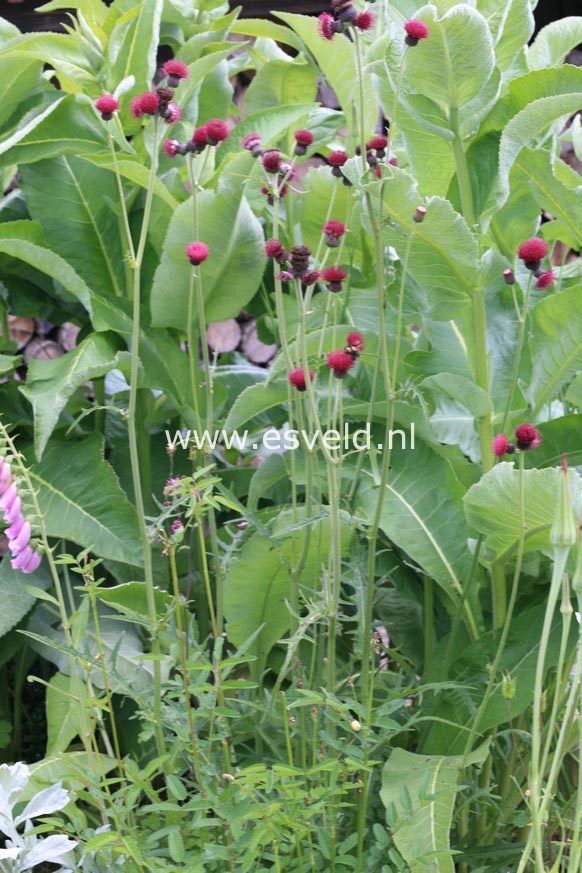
top-left (127, 119), bottom-right (166, 760)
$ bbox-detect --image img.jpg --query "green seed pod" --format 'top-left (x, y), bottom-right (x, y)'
top-left (550, 455), bottom-right (577, 549)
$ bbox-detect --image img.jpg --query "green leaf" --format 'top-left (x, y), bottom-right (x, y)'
top-left (513, 148), bottom-right (582, 249)
top-left (380, 743), bottom-right (489, 873)
top-left (1, 32), bottom-right (98, 92)
top-left (524, 287), bottom-right (582, 413)
top-left (375, 172), bottom-right (479, 320)
top-left (26, 434), bottom-right (144, 565)
top-left (77, 153), bottom-right (179, 209)
top-left (0, 95), bottom-right (107, 167)
top-left (527, 17), bottom-right (582, 70)
top-left (464, 463), bottom-right (582, 564)
top-left (20, 332), bottom-right (125, 460)
top-left (0, 354), bottom-right (21, 375)
top-left (0, 556), bottom-right (50, 638)
top-left (224, 510), bottom-right (354, 679)
top-left (46, 672), bottom-right (81, 755)
top-left (244, 59), bottom-right (317, 115)
top-left (224, 381), bottom-right (289, 432)
top-left (424, 603), bottom-right (576, 753)
top-left (215, 103), bottom-right (316, 165)
top-left (96, 581), bottom-right (172, 620)
top-left (107, 0), bottom-right (163, 98)
top-left (485, 0), bottom-right (532, 78)
top-left (497, 90), bottom-right (582, 212)
top-left (403, 4), bottom-right (495, 125)
top-left (0, 222), bottom-right (93, 310)
top-left (0, 58), bottom-right (43, 131)
top-left (150, 191), bottom-right (266, 330)
top-left (355, 440), bottom-right (472, 610)
top-left (21, 156), bottom-right (126, 299)
top-left (230, 18), bottom-right (303, 51)
top-left (274, 12), bottom-right (377, 135)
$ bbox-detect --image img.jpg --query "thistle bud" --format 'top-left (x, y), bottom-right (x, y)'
top-left (501, 672), bottom-right (516, 701)
top-left (550, 455), bottom-right (577, 549)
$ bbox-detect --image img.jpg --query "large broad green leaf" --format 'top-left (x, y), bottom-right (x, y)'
top-left (107, 0), bottom-right (163, 99)
top-left (0, 222), bottom-right (92, 310)
top-left (245, 59), bottom-right (318, 115)
top-left (20, 332), bottom-right (125, 460)
top-left (513, 148), bottom-right (582, 249)
top-left (464, 463), bottom-right (582, 564)
top-left (527, 17), bottom-right (582, 70)
top-left (355, 440), bottom-right (472, 609)
top-left (230, 18), bottom-right (303, 51)
top-left (524, 287), bottom-right (582, 414)
top-left (224, 381), bottom-right (288, 432)
top-left (0, 33), bottom-right (98, 92)
top-left (224, 510), bottom-right (354, 679)
top-left (496, 91), bottom-right (582, 213)
top-left (373, 172), bottom-right (479, 320)
top-left (0, 95), bottom-right (106, 167)
top-left (421, 374), bottom-right (492, 463)
top-left (402, 4), bottom-right (496, 129)
top-left (76, 153), bottom-right (179, 210)
top-left (423, 603), bottom-right (577, 754)
top-left (380, 742), bottom-right (489, 873)
top-left (150, 190), bottom-right (266, 330)
top-left (0, 58), bottom-right (43, 131)
top-left (214, 103), bottom-right (316, 165)
top-left (483, 0), bottom-right (532, 77)
top-left (46, 673), bottom-right (81, 756)
top-left (21, 156), bottom-right (126, 299)
top-left (25, 434), bottom-right (143, 565)
top-left (274, 12), bottom-right (378, 136)
top-left (0, 557), bottom-right (50, 638)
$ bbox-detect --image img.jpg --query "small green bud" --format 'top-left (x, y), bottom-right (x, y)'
top-left (561, 573), bottom-right (573, 615)
top-left (501, 672), bottom-right (516, 701)
top-left (550, 455), bottom-right (578, 549)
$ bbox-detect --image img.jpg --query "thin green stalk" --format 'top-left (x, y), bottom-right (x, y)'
top-left (450, 115), bottom-right (506, 628)
top-left (169, 548), bottom-right (204, 791)
top-left (568, 590), bottom-right (582, 873)
top-left (528, 546), bottom-right (570, 872)
top-left (187, 155), bottom-right (223, 635)
top-left (462, 451), bottom-right (527, 763)
top-left (500, 271), bottom-right (534, 435)
top-left (126, 118), bottom-right (167, 762)
top-left (424, 576), bottom-right (434, 672)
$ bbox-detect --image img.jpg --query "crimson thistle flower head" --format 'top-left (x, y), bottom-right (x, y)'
top-left (163, 59), bottom-right (189, 87)
top-left (346, 331), bottom-right (364, 353)
top-left (515, 423), bottom-right (541, 451)
top-left (163, 103), bottom-right (181, 124)
top-left (354, 11), bottom-right (374, 31)
top-left (95, 94), bottom-right (119, 120)
top-left (206, 118), bottom-right (230, 145)
top-left (518, 237), bottom-right (548, 270)
top-left (163, 139), bottom-right (183, 158)
top-left (413, 205), bottom-right (427, 223)
top-left (327, 349), bottom-right (355, 378)
top-left (328, 150), bottom-right (349, 167)
top-left (318, 12), bottom-right (336, 40)
top-left (323, 220), bottom-right (346, 247)
top-left (288, 368), bottom-right (314, 391)
top-left (262, 149), bottom-right (282, 174)
top-left (191, 126), bottom-right (209, 149)
top-left (536, 269), bottom-right (554, 290)
top-left (130, 91), bottom-right (160, 118)
top-left (503, 268), bottom-right (515, 285)
top-left (492, 434), bottom-right (512, 457)
top-left (242, 132), bottom-right (263, 157)
top-left (404, 18), bottom-right (429, 45)
top-left (322, 266), bottom-right (347, 292)
top-left (367, 134), bottom-right (387, 152)
top-left (265, 239), bottom-right (287, 262)
top-left (186, 242), bottom-right (209, 265)
top-left (294, 128), bottom-right (314, 156)
top-left (301, 270), bottom-right (321, 286)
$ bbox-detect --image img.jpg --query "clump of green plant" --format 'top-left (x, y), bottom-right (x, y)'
top-left (1, 0), bottom-right (582, 869)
